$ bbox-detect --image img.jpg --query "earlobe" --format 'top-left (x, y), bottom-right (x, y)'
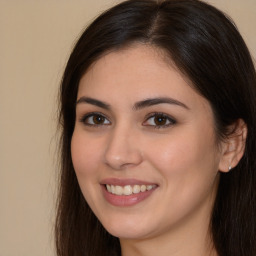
top-left (218, 119), bottom-right (247, 173)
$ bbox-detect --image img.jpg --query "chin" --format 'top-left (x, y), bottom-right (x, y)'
top-left (100, 215), bottom-right (157, 240)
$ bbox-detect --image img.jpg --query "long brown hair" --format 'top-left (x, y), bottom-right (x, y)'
top-left (56, 1), bottom-right (256, 255)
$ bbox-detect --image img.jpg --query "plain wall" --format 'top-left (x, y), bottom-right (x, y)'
top-left (0, 1), bottom-right (255, 255)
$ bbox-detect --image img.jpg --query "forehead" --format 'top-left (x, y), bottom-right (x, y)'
top-left (81, 44), bottom-right (172, 84)
top-left (77, 44), bottom-right (208, 111)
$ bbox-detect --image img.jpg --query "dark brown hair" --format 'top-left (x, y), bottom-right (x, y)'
top-left (56, 0), bottom-right (256, 255)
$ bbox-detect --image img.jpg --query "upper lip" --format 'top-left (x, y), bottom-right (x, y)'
top-left (100, 178), bottom-right (158, 186)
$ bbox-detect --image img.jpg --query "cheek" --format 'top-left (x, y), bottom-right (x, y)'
top-left (145, 126), bottom-right (219, 187)
top-left (144, 131), bottom-right (219, 219)
top-left (70, 130), bottom-right (104, 211)
top-left (71, 130), bottom-right (101, 179)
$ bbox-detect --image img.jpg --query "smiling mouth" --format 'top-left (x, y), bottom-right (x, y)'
top-left (105, 184), bottom-right (157, 196)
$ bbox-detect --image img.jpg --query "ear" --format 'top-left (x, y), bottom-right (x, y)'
top-left (218, 119), bottom-right (247, 173)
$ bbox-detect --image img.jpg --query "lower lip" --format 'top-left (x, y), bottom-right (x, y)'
top-left (101, 185), bottom-right (157, 207)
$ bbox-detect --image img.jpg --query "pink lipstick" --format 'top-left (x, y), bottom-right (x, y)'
top-left (101, 178), bottom-right (158, 207)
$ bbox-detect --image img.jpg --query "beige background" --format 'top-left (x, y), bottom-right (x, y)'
top-left (0, 1), bottom-right (255, 255)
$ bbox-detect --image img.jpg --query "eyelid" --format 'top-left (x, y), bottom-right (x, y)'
top-left (143, 112), bottom-right (176, 128)
top-left (79, 112), bottom-right (111, 126)
top-left (78, 111), bottom-right (176, 128)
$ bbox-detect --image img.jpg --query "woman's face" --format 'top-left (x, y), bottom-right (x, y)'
top-left (71, 45), bottom-right (225, 241)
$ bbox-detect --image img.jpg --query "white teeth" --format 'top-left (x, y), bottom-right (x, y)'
top-left (146, 185), bottom-right (153, 190)
top-left (141, 185), bottom-right (146, 192)
top-left (111, 185), bottom-right (115, 194)
top-left (123, 185), bottom-right (132, 195)
top-left (115, 185), bottom-right (123, 196)
top-left (105, 184), bottom-right (156, 196)
top-left (132, 185), bottom-right (140, 194)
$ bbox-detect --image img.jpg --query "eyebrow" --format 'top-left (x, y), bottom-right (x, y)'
top-left (133, 97), bottom-right (189, 110)
top-left (76, 97), bottom-right (111, 110)
top-left (76, 96), bottom-right (189, 110)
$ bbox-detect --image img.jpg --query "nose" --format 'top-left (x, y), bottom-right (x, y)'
top-left (104, 125), bottom-right (143, 170)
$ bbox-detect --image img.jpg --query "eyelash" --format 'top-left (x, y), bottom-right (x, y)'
top-left (79, 112), bottom-right (176, 129)
top-left (143, 112), bottom-right (176, 129)
top-left (79, 112), bottom-right (111, 127)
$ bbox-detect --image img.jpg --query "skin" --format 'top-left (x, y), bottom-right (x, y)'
top-left (71, 44), bottom-right (235, 256)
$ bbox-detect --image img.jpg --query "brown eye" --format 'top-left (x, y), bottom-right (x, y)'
top-left (143, 113), bottom-right (176, 128)
top-left (154, 115), bottom-right (168, 126)
top-left (81, 113), bottom-right (111, 126)
top-left (93, 115), bottom-right (106, 124)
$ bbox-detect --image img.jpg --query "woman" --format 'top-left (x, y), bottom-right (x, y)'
top-left (55, 0), bottom-right (256, 255)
